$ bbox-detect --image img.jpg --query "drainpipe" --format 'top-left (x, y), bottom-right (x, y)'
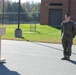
top-left (68, 0), bottom-right (71, 14)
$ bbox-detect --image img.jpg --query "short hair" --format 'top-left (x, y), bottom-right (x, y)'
top-left (65, 13), bottom-right (70, 17)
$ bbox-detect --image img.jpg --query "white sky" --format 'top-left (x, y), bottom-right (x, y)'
top-left (12, 0), bottom-right (41, 3)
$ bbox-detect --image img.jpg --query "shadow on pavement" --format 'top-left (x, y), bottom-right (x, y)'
top-left (67, 59), bottom-right (76, 65)
top-left (29, 42), bottom-right (76, 55)
top-left (0, 64), bottom-right (20, 75)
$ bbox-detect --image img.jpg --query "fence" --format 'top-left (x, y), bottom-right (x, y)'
top-left (0, 12), bottom-right (40, 24)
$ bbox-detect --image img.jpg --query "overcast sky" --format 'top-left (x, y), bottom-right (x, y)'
top-left (12, 0), bottom-right (41, 3)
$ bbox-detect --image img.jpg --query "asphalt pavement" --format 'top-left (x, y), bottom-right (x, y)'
top-left (0, 40), bottom-right (76, 75)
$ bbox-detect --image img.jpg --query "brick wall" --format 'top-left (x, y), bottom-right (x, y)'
top-left (70, 0), bottom-right (76, 22)
top-left (40, 0), bottom-right (76, 25)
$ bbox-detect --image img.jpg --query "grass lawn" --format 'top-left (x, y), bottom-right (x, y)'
top-left (1, 24), bottom-right (76, 44)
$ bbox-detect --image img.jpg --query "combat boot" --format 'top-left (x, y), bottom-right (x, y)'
top-left (61, 56), bottom-right (67, 60)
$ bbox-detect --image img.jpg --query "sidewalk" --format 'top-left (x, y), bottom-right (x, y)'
top-left (0, 40), bottom-right (76, 75)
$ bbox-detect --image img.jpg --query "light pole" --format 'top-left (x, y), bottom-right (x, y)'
top-left (18, 0), bottom-right (20, 29)
top-left (2, 0), bottom-right (4, 25)
top-left (15, 0), bottom-right (22, 38)
top-left (13, 9), bottom-right (15, 24)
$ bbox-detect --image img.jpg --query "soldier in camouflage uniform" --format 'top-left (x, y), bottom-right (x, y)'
top-left (61, 13), bottom-right (75, 60)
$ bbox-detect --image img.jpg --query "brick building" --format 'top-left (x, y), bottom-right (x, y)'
top-left (40, 0), bottom-right (76, 26)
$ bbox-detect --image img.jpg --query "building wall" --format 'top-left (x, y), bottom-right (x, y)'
top-left (70, 0), bottom-right (76, 22)
top-left (40, 0), bottom-right (48, 25)
top-left (40, 0), bottom-right (76, 25)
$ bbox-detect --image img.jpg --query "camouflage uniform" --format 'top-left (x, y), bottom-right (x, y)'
top-left (61, 20), bottom-right (75, 56)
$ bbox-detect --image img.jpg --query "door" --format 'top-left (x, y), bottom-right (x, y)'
top-left (49, 9), bottom-right (62, 26)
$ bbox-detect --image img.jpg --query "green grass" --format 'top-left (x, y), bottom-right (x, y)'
top-left (1, 24), bottom-right (76, 44)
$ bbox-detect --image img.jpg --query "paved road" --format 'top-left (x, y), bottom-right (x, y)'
top-left (0, 40), bottom-right (76, 75)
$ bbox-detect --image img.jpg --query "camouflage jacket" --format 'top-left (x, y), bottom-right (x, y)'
top-left (61, 20), bottom-right (75, 38)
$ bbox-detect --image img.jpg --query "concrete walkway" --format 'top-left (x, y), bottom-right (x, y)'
top-left (0, 40), bottom-right (76, 75)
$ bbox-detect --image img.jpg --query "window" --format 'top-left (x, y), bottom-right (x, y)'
top-left (49, 3), bottom-right (63, 6)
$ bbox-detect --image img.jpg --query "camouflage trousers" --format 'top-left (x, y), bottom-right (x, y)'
top-left (62, 37), bottom-right (73, 56)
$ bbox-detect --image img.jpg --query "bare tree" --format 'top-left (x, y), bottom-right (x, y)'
top-left (22, 1), bottom-right (32, 12)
